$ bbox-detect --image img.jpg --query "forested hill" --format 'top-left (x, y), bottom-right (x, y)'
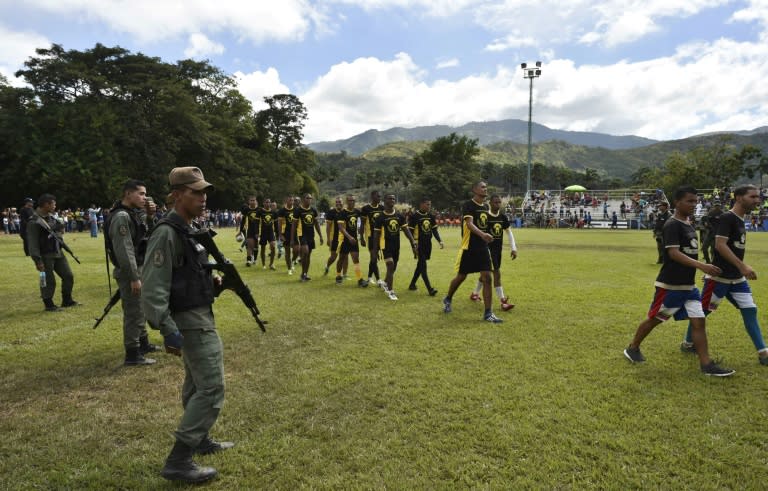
top-left (307, 119), bottom-right (658, 155)
top-left (315, 130), bottom-right (768, 195)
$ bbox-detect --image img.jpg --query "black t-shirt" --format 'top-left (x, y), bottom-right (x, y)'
top-left (293, 206), bottom-right (318, 238)
top-left (361, 203), bottom-right (384, 239)
top-left (278, 206), bottom-right (295, 234)
top-left (242, 207), bottom-right (260, 235)
top-left (487, 211), bottom-right (510, 249)
top-left (338, 208), bottom-right (361, 239)
top-left (408, 211), bottom-right (439, 244)
top-left (461, 199), bottom-right (490, 251)
top-left (712, 210), bottom-right (746, 279)
top-left (374, 211), bottom-right (406, 250)
top-left (258, 208), bottom-right (277, 235)
top-left (656, 217), bottom-right (699, 287)
top-left (654, 210), bottom-right (670, 236)
top-left (326, 208), bottom-right (341, 240)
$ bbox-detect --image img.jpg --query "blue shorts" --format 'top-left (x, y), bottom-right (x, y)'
top-left (701, 278), bottom-right (755, 312)
top-left (647, 287), bottom-right (705, 321)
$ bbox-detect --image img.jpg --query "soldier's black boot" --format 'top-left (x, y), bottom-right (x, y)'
top-left (43, 298), bottom-right (61, 312)
top-left (124, 347), bottom-right (156, 366)
top-left (61, 295), bottom-right (80, 307)
top-left (194, 435), bottom-right (235, 455)
top-left (161, 439), bottom-right (217, 483)
top-left (139, 335), bottom-right (159, 354)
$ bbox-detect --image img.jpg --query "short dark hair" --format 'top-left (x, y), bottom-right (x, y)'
top-left (122, 179), bottom-right (145, 194)
top-left (672, 186), bottom-right (697, 203)
top-left (734, 184), bottom-right (758, 197)
top-left (38, 193), bottom-right (56, 205)
top-left (419, 197), bottom-right (431, 203)
top-left (490, 194), bottom-right (501, 200)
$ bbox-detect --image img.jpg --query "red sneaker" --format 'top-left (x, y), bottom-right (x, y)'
top-left (500, 297), bottom-right (515, 311)
top-left (469, 292), bottom-right (481, 302)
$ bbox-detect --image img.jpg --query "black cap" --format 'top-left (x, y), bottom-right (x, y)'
top-left (23, 197), bottom-right (33, 203)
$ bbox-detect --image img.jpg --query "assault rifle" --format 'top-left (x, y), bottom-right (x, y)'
top-left (93, 290), bottom-right (121, 329)
top-left (35, 216), bottom-right (81, 264)
top-left (193, 228), bottom-right (267, 332)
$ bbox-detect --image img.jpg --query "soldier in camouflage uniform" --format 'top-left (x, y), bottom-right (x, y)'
top-left (142, 167), bottom-right (233, 484)
top-left (27, 193), bottom-right (79, 311)
top-left (105, 179), bottom-right (159, 366)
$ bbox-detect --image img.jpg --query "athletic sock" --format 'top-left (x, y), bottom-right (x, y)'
top-left (473, 281), bottom-right (482, 295)
top-left (740, 307), bottom-right (767, 351)
top-left (354, 264), bottom-right (362, 280)
top-left (495, 286), bottom-right (505, 300)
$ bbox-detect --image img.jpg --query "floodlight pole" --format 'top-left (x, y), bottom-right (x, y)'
top-left (521, 61), bottom-right (542, 201)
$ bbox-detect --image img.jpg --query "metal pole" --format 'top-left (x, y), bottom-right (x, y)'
top-left (526, 76), bottom-right (533, 199)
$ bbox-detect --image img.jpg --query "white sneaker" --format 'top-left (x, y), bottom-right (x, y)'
top-left (387, 290), bottom-right (398, 301)
top-left (378, 279), bottom-right (387, 289)
top-left (288, 268), bottom-right (294, 275)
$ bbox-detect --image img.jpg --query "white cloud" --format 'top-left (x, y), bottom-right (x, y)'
top-left (485, 34), bottom-right (536, 52)
top-left (234, 68), bottom-right (291, 111)
top-left (0, 25), bottom-right (49, 86)
top-left (17, 0), bottom-right (326, 44)
top-left (298, 33), bottom-right (768, 142)
top-left (184, 33), bottom-right (225, 58)
top-left (435, 58), bottom-right (460, 69)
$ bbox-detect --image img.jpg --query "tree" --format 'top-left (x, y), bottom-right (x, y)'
top-left (255, 94), bottom-right (308, 160)
top-left (411, 133), bottom-right (480, 210)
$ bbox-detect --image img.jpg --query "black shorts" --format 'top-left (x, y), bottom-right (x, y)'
top-left (299, 235), bottom-right (315, 250)
top-left (283, 229), bottom-right (297, 246)
top-left (417, 242), bottom-right (432, 261)
top-left (259, 229), bottom-right (275, 245)
top-left (489, 245), bottom-right (502, 270)
top-left (246, 225), bottom-right (259, 239)
top-left (329, 238), bottom-right (340, 252)
top-left (382, 246), bottom-right (399, 267)
top-left (457, 248), bottom-right (492, 274)
top-left (340, 239), bottom-right (359, 255)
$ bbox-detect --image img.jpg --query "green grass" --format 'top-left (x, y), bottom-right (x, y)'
top-left (1, 227), bottom-right (768, 489)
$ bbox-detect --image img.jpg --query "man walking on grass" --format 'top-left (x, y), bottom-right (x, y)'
top-left (679, 184), bottom-right (768, 366)
top-left (623, 186), bottom-right (734, 377)
top-left (442, 181), bottom-right (503, 323)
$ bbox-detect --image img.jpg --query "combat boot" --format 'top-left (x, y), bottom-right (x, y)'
top-left (124, 347), bottom-right (156, 366)
top-left (43, 298), bottom-right (61, 312)
top-left (161, 440), bottom-right (217, 483)
top-left (61, 295), bottom-right (80, 307)
top-left (194, 435), bottom-right (235, 455)
top-left (139, 335), bottom-right (159, 354)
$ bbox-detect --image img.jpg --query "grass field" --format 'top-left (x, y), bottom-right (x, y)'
top-left (1, 226), bottom-right (767, 489)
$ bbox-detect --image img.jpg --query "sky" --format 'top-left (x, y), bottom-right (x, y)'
top-left (1, 0), bottom-right (768, 144)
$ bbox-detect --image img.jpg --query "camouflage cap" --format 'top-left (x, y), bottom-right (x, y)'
top-left (168, 166), bottom-right (213, 191)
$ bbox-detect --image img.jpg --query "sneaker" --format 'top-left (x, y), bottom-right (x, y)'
top-left (500, 297), bottom-right (515, 311)
top-left (623, 346), bottom-right (645, 363)
top-left (483, 312), bottom-right (503, 323)
top-left (246, 260), bottom-right (252, 267)
top-left (323, 266), bottom-right (330, 276)
top-left (760, 355), bottom-right (768, 366)
top-left (336, 276), bottom-right (343, 285)
top-left (61, 298), bottom-right (81, 308)
top-left (680, 342), bottom-right (696, 354)
top-left (387, 290), bottom-right (398, 301)
top-left (262, 265), bottom-right (267, 270)
top-left (288, 268), bottom-right (294, 275)
top-left (378, 279), bottom-right (387, 289)
top-left (427, 288), bottom-right (438, 297)
top-left (269, 265), bottom-right (276, 271)
top-left (701, 362), bottom-right (735, 377)
top-left (442, 297), bottom-right (452, 313)
top-left (469, 292), bottom-right (481, 302)
top-left (408, 284), bottom-right (417, 291)
top-left (358, 278), bottom-right (369, 288)
top-left (45, 304), bottom-right (62, 312)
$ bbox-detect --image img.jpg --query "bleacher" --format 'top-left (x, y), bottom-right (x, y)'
top-left (517, 189), bottom-right (669, 229)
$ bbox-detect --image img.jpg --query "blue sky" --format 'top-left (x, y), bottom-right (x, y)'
top-left (1, 1), bottom-right (767, 143)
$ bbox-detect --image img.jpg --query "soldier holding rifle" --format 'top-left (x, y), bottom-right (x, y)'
top-left (27, 193), bottom-right (79, 312)
top-left (142, 167), bottom-right (233, 484)
top-left (104, 179), bottom-right (159, 366)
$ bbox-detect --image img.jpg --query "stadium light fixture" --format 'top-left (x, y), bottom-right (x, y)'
top-left (521, 61), bottom-right (543, 200)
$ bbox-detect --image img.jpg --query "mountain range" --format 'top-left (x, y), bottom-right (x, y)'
top-left (307, 119), bottom-right (661, 155)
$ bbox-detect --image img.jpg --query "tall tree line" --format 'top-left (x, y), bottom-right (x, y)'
top-left (0, 43), bottom-right (316, 209)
